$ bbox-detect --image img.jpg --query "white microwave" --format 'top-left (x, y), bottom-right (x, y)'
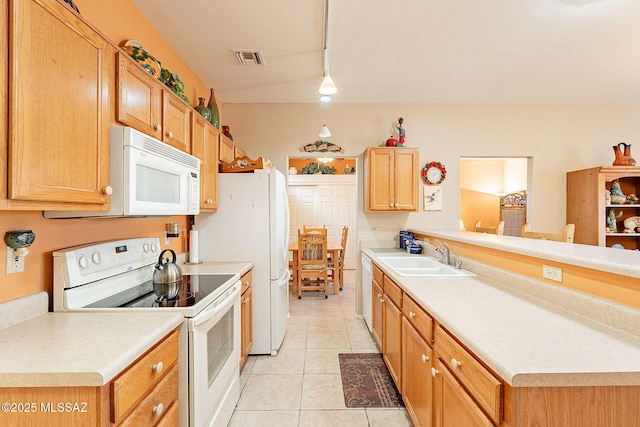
top-left (45, 126), bottom-right (200, 218)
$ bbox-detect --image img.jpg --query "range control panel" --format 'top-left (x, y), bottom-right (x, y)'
top-left (53, 238), bottom-right (161, 287)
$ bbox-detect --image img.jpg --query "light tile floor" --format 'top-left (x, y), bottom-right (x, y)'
top-left (230, 270), bottom-right (414, 427)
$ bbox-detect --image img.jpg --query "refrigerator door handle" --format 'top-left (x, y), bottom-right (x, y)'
top-left (277, 269), bottom-right (290, 287)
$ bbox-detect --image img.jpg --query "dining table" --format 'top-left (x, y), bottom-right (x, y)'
top-left (288, 240), bottom-right (343, 295)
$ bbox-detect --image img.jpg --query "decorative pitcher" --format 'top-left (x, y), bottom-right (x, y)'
top-left (612, 142), bottom-right (636, 166)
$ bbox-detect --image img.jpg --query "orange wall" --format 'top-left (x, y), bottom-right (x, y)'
top-left (0, 0), bottom-right (217, 304)
top-left (0, 212), bottom-right (189, 304)
top-left (73, 0), bottom-right (216, 113)
top-left (459, 188), bottom-right (500, 231)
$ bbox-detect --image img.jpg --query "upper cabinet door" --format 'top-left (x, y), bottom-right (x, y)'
top-left (365, 147), bottom-right (419, 212)
top-left (8, 0), bottom-right (111, 205)
top-left (394, 149), bottom-right (419, 210)
top-left (162, 90), bottom-right (191, 152)
top-left (116, 51), bottom-right (163, 140)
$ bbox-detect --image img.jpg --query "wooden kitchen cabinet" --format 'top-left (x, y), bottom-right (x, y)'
top-left (371, 264), bottom-right (384, 349)
top-left (402, 294), bottom-right (434, 427)
top-left (117, 52), bottom-right (191, 152)
top-left (383, 276), bottom-right (403, 390)
top-left (192, 114), bottom-right (219, 211)
top-left (2, 0), bottom-right (111, 209)
top-left (219, 135), bottom-right (236, 164)
top-left (432, 358), bottom-right (494, 427)
top-left (567, 166), bottom-right (640, 248)
top-left (0, 328), bottom-right (179, 427)
top-left (402, 317), bottom-right (434, 427)
top-left (364, 147), bottom-right (419, 212)
top-left (435, 325), bottom-right (502, 425)
top-left (240, 269), bottom-right (253, 368)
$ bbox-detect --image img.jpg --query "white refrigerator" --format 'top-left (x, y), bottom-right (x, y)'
top-left (196, 170), bottom-right (290, 355)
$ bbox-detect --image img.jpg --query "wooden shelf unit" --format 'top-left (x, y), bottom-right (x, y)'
top-left (567, 166), bottom-right (640, 248)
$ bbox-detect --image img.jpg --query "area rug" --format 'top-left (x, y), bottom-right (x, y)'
top-left (338, 353), bottom-right (404, 408)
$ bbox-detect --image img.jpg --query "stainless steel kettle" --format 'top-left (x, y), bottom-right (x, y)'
top-left (153, 249), bottom-right (183, 299)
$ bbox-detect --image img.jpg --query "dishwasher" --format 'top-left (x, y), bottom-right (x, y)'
top-left (361, 252), bottom-right (373, 332)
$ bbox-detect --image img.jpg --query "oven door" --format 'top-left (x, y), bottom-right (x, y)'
top-left (188, 281), bottom-right (241, 427)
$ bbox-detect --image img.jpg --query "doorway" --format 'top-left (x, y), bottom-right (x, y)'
top-left (460, 157), bottom-right (529, 236)
top-left (286, 157), bottom-right (357, 268)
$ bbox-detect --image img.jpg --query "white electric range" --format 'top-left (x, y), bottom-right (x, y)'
top-left (53, 237), bottom-right (240, 427)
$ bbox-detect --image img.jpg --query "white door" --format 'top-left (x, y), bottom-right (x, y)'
top-left (287, 175), bottom-right (356, 269)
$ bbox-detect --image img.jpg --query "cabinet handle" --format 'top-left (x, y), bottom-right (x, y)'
top-left (377, 293), bottom-right (382, 299)
top-left (102, 186), bottom-right (113, 195)
top-left (152, 361), bottom-right (164, 374)
top-left (421, 354), bottom-right (429, 363)
top-left (380, 297), bottom-right (385, 303)
top-left (154, 124), bottom-right (162, 131)
top-left (389, 203), bottom-right (394, 207)
top-left (431, 367), bottom-right (439, 377)
top-left (409, 311), bottom-right (416, 318)
top-left (165, 131), bottom-right (174, 138)
top-left (451, 358), bottom-right (462, 369)
top-left (152, 403), bottom-right (164, 417)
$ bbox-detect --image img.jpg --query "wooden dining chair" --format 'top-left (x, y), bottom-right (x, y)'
top-left (296, 229), bottom-right (329, 299)
top-left (328, 226), bottom-right (349, 293)
top-left (474, 220), bottom-right (505, 235)
top-left (302, 225), bottom-right (326, 233)
top-left (521, 223), bottom-right (575, 243)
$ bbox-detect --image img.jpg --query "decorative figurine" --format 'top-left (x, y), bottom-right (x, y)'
top-left (397, 117), bottom-right (405, 147)
top-left (612, 142), bottom-right (636, 166)
top-left (626, 193), bottom-right (639, 204)
top-left (606, 208), bottom-right (623, 233)
top-left (609, 180), bottom-right (627, 204)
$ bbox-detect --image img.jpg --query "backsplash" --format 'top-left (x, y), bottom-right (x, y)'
top-left (0, 211), bottom-right (188, 305)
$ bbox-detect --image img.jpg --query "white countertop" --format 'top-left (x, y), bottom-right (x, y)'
top-left (363, 247), bottom-right (640, 387)
top-left (413, 229), bottom-right (640, 279)
top-left (179, 260), bottom-right (253, 277)
top-left (0, 312), bottom-right (184, 387)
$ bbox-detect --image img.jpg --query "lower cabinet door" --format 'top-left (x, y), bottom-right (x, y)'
top-left (402, 317), bottom-right (433, 427)
top-left (433, 359), bottom-right (493, 427)
top-left (372, 279), bottom-right (384, 348)
top-left (383, 295), bottom-right (402, 390)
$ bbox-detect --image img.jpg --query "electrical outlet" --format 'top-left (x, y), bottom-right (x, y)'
top-left (542, 264), bottom-right (562, 282)
top-left (6, 247), bottom-right (25, 274)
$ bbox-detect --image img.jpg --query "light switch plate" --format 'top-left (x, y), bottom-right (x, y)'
top-left (542, 264), bottom-right (562, 282)
top-left (6, 247), bottom-right (25, 274)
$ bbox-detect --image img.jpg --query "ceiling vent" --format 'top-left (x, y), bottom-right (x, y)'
top-left (233, 50), bottom-right (265, 66)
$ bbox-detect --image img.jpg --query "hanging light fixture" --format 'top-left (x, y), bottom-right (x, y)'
top-left (319, 0), bottom-right (337, 96)
top-left (319, 104), bottom-right (331, 137)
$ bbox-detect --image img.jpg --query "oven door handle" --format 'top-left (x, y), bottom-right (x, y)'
top-left (190, 281), bottom-right (241, 329)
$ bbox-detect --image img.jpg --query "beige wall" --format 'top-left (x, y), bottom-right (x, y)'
top-left (223, 103), bottom-right (640, 244)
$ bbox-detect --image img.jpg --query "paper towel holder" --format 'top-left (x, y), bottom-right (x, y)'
top-left (185, 226), bottom-right (203, 265)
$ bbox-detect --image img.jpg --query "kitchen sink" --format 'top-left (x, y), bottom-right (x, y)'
top-left (377, 256), bottom-right (476, 277)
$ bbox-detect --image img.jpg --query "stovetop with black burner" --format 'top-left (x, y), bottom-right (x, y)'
top-left (85, 274), bottom-right (235, 309)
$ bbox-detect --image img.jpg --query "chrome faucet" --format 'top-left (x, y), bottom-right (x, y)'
top-left (417, 239), bottom-right (462, 269)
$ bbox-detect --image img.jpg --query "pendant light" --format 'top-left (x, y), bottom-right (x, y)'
top-left (319, 104), bottom-right (331, 137)
top-left (319, 0), bottom-right (337, 96)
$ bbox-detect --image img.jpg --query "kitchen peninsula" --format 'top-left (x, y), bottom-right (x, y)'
top-left (363, 229), bottom-right (640, 426)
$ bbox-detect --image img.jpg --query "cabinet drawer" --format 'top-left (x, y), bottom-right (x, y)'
top-left (119, 364), bottom-right (179, 426)
top-left (372, 263), bottom-right (384, 285)
top-left (383, 275), bottom-right (402, 308)
top-left (240, 269), bottom-right (253, 293)
top-left (112, 329), bottom-right (179, 423)
top-left (402, 294), bottom-right (433, 344)
top-left (435, 326), bottom-right (502, 424)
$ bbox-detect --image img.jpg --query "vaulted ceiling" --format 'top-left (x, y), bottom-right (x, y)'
top-left (131, 0), bottom-right (640, 104)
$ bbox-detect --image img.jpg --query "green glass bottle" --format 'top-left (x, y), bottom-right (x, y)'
top-left (194, 97), bottom-right (211, 122)
top-left (207, 88), bottom-right (220, 129)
